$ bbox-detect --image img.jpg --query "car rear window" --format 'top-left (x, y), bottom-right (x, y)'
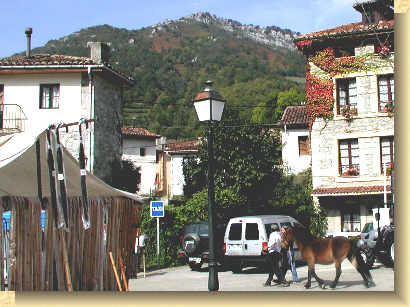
top-left (362, 223), bottom-right (373, 233)
top-left (228, 223), bottom-right (242, 240)
top-left (265, 223), bottom-right (279, 236)
top-left (198, 224), bottom-right (208, 235)
top-left (245, 223), bottom-right (259, 240)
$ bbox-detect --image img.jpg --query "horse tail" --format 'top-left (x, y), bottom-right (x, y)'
top-left (347, 239), bottom-right (375, 287)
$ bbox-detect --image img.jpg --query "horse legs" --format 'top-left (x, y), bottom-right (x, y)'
top-left (330, 261), bottom-right (342, 289)
top-left (305, 265), bottom-right (325, 289)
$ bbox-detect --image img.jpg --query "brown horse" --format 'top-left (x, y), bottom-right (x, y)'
top-left (281, 225), bottom-right (375, 289)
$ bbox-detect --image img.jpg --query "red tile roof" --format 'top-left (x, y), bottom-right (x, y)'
top-left (0, 54), bottom-right (134, 84)
top-left (312, 185), bottom-right (391, 195)
top-left (295, 19), bottom-right (394, 41)
top-left (280, 105), bottom-right (308, 128)
top-left (165, 139), bottom-right (200, 153)
top-left (121, 127), bottom-right (160, 138)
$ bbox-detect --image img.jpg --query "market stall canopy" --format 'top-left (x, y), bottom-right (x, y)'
top-left (0, 127), bottom-right (142, 202)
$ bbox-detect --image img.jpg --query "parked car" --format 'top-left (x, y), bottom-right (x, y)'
top-left (223, 215), bottom-right (303, 273)
top-left (358, 208), bottom-right (394, 268)
top-left (177, 222), bottom-right (226, 270)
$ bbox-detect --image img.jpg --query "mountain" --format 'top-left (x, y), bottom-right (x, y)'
top-left (30, 12), bottom-right (306, 139)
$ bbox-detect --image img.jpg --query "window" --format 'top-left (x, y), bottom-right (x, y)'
top-left (245, 223), bottom-right (259, 240)
top-left (298, 135), bottom-right (309, 156)
top-left (264, 223), bottom-right (279, 237)
top-left (336, 78), bottom-right (357, 114)
top-left (228, 223), bottom-right (242, 240)
top-left (140, 148), bottom-right (146, 156)
top-left (341, 209), bottom-right (361, 232)
top-left (339, 139), bottom-right (360, 176)
top-left (40, 84), bottom-right (59, 109)
top-left (378, 75), bottom-right (394, 112)
top-left (380, 136), bottom-right (394, 175)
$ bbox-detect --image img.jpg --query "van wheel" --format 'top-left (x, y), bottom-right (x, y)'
top-left (231, 262), bottom-right (242, 273)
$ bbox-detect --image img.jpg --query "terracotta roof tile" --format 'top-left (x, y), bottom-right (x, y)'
top-left (0, 54), bottom-right (134, 83)
top-left (312, 185), bottom-right (391, 195)
top-left (121, 127), bottom-right (160, 138)
top-left (295, 19), bottom-right (394, 41)
top-left (280, 105), bottom-right (308, 128)
top-left (165, 139), bottom-right (200, 152)
top-left (0, 54), bottom-right (95, 66)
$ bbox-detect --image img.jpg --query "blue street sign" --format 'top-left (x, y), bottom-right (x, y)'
top-left (150, 201), bottom-right (165, 218)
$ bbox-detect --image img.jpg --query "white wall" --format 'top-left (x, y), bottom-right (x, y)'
top-left (170, 155), bottom-right (185, 198)
top-left (281, 128), bottom-right (311, 174)
top-left (1, 73), bottom-right (85, 133)
top-left (122, 137), bottom-right (157, 196)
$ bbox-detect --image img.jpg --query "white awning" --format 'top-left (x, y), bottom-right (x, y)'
top-left (0, 128), bottom-right (142, 202)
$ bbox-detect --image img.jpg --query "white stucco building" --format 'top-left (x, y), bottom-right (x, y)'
top-left (121, 127), bottom-right (161, 197)
top-left (0, 33), bottom-right (134, 184)
top-left (164, 139), bottom-right (199, 199)
top-left (279, 105), bottom-right (311, 175)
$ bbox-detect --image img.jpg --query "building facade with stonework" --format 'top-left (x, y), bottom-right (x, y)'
top-left (0, 34), bottom-right (133, 184)
top-left (279, 105), bottom-right (311, 175)
top-left (294, 1), bottom-right (394, 235)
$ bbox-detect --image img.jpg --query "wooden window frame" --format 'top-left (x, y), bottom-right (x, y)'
top-left (39, 84), bottom-right (60, 109)
top-left (336, 78), bottom-right (357, 114)
top-left (140, 147), bottom-right (146, 157)
top-left (341, 208), bottom-right (361, 232)
top-left (338, 138), bottom-right (360, 176)
top-left (380, 136), bottom-right (394, 175)
top-left (298, 135), bottom-right (309, 156)
top-left (377, 74), bottom-right (394, 112)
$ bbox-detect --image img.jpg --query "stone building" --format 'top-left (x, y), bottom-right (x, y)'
top-left (0, 29), bottom-right (133, 184)
top-left (294, 0), bottom-right (394, 235)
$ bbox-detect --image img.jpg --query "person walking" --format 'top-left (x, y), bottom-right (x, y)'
top-left (262, 224), bottom-right (289, 287)
top-left (281, 226), bottom-right (299, 283)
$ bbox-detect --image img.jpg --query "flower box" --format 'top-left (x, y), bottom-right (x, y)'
top-left (342, 168), bottom-right (359, 176)
top-left (341, 106), bottom-right (357, 120)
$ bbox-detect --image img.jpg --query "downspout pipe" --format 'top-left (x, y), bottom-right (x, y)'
top-left (88, 66), bottom-right (94, 172)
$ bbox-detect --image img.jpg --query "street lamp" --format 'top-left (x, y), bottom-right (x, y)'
top-left (193, 80), bottom-right (226, 291)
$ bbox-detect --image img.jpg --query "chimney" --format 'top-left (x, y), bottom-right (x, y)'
top-left (87, 42), bottom-right (110, 64)
top-left (25, 27), bottom-right (32, 58)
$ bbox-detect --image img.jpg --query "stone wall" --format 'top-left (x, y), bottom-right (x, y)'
top-left (92, 75), bottom-right (123, 184)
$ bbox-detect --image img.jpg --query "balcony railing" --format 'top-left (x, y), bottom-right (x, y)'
top-left (0, 104), bottom-right (28, 135)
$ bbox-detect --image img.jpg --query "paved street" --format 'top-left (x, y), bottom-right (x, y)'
top-left (129, 260), bottom-right (394, 291)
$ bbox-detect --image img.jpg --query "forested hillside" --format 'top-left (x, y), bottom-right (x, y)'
top-left (29, 12), bottom-right (306, 139)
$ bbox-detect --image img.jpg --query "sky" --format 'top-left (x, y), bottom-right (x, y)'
top-left (0, 0), bottom-right (361, 58)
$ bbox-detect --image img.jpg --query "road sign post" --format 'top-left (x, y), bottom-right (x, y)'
top-left (150, 201), bottom-right (165, 264)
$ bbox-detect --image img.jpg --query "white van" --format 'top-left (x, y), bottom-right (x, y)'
top-left (223, 215), bottom-right (303, 272)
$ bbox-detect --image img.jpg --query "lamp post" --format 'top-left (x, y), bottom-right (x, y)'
top-left (193, 80), bottom-right (226, 291)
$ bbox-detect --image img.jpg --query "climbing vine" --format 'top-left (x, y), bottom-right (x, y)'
top-left (304, 46), bottom-right (390, 130)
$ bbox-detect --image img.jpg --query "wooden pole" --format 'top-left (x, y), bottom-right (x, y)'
top-left (117, 249), bottom-right (128, 291)
top-left (108, 252), bottom-right (122, 291)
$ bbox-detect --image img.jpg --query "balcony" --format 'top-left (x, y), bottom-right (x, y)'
top-left (0, 104), bottom-right (28, 136)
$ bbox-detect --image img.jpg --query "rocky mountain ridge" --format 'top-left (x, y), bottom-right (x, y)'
top-left (149, 12), bottom-right (299, 51)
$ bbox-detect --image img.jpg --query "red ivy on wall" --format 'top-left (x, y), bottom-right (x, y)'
top-left (305, 47), bottom-right (369, 130)
top-left (305, 65), bottom-right (334, 130)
